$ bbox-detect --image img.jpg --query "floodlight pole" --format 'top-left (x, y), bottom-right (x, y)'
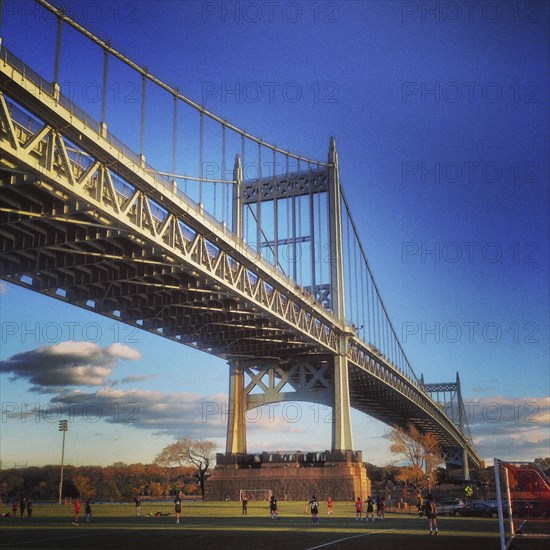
top-left (58, 420), bottom-right (68, 505)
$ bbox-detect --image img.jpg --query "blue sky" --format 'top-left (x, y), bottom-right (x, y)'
top-left (0, 0), bottom-right (548, 469)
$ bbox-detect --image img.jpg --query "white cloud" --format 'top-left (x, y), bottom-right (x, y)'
top-left (0, 341), bottom-right (141, 387)
top-left (49, 388), bottom-right (230, 439)
top-left (465, 396), bottom-right (550, 462)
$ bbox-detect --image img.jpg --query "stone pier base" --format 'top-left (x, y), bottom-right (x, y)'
top-left (208, 450), bottom-right (370, 501)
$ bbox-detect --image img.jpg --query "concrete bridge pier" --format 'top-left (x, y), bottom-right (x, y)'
top-left (209, 354), bottom-right (370, 501)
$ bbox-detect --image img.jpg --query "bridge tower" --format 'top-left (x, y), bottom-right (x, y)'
top-left (422, 372), bottom-right (472, 480)
top-left (210, 139), bottom-right (369, 501)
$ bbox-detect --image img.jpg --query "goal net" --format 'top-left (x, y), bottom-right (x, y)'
top-left (494, 459), bottom-right (550, 550)
top-left (239, 489), bottom-right (272, 502)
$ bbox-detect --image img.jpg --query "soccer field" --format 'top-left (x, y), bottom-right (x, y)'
top-left (0, 501), bottom-right (502, 549)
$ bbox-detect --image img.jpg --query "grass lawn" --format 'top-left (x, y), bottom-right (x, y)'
top-left (0, 501), bottom-right (504, 549)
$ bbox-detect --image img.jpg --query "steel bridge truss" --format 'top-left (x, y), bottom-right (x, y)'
top-left (0, 36), bottom-right (481, 474)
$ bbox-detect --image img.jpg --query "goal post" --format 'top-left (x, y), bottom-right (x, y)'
top-left (494, 458), bottom-right (550, 550)
top-left (239, 489), bottom-right (272, 502)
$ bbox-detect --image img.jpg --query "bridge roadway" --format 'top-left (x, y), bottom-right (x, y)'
top-left (0, 47), bottom-right (481, 469)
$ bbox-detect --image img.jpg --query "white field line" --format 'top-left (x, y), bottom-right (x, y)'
top-left (305, 528), bottom-right (395, 550)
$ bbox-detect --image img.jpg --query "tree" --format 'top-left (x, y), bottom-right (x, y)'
top-left (155, 438), bottom-right (216, 500)
top-left (385, 423), bottom-right (441, 491)
top-left (72, 474), bottom-right (95, 499)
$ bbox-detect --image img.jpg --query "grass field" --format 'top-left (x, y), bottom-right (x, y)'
top-left (0, 501), bottom-right (504, 549)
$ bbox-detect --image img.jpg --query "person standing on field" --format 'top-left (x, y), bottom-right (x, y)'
top-left (72, 499), bottom-right (81, 525)
top-left (173, 495), bottom-right (182, 524)
top-left (19, 496), bottom-right (27, 517)
top-left (355, 497), bottom-right (363, 521)
top-left (424, 493), bottom-right (439, 535)
top-left (134, 495), bottom-right (142, 517)
top-left (309, 495), bottom-right (320, 525)
top-left (366, 496), bottom-right (375, 522)
top-left (85, 499), bottom-right (92, 522)
top-left (270, 495), bottom-right (280, 519)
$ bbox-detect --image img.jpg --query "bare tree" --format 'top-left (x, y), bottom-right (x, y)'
top-left (155, 438), bottom-right (216, 500)
top-left (385, 423), bottom-right (441, 491)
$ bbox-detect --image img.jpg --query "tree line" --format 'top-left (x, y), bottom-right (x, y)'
top-left (0, 438), bottom-right (215, 502)
top-left (0, 462), bottom-right (199, 502)
top-left (1, 428), bottom-right (547, 503)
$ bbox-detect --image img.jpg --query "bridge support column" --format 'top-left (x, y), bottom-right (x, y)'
top-left (463, 447), bottom-right (470, 481)
top-left (225, 361), bottom-right (246, 455)
top-left (332, 352), bottom-right (354, 452)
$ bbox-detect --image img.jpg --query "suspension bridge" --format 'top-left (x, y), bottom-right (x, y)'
top-left (0, 0), bottom-right (481, 497)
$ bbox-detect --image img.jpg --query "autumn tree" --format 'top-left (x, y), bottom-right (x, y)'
top-left (385, 423), bottom-right (441, 491)
top-left (155, 438), bottom-right (216, 500)
top-left (72, 474), bottom-right (95, 499)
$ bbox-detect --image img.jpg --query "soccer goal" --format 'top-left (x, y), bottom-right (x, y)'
top-left (494, 459), bottom-right (550, 549)
top-left (239, 489), bottom-right (272, 501)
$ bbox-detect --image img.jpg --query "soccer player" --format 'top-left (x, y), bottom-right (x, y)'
top-left (424, 494), bottom-right (438, 535)
top-left (134, 495), bottom-right (142, 517)
top-left (269, 495), bottom-right (280, 519)
top-left (72, 499), bottom-right (81, 525)
top-left (355, 497), bottom-right (363, 521)
top-left (366, 496), bottom-right (375, 522)
top-left (309, 495), bottom-right (320, 525)
top-left (326, 496), bottom-right (333, 516)
top-left (379, 497), bottom-right (386, 520)
top-left (85, 499), bottom-right (92, 522)
top-left (173, 495), bottom-right (182, 524)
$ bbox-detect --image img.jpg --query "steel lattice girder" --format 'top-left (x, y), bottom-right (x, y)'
top-left (0, 50), bottom-right (481, 468)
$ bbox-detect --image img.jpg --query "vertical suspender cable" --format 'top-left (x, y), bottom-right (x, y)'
top-left (172, 92), bottom-right (178, 174)
top-left (352, 233), bottom-right (358, 332)
top-left (200, 113), bottom-right (204, 203)
top-left (346, 213), bottom-right (353, 325)
top-left (353, 231), bottom-right (359, 331)
top-left (309, 163), bottom-right (316, 295)
top-left (101, 46), bottom-right (109, 124)
top-left (0, 0), bottom-right (4, 45)
top-left (368, 275), bottom-right (373, 346)
top-left (286, 154), bottom-right (290, 276)
top-left (373, 280), bottom-right (378, 350)
top-left (273, 148), bottom-right (278, 268)
top-left (385, 316), bottom-right (390, 363)
top-left (256, 143), bottom-right (262, 254)
top-left (241, 134), bottom-right (246, 241)
top-left (222, 124), bottom-right (227, 225)
top-left (291, 187), bottom-right (297, 282)
top-left (377, 296), bottom-right (382, 353)
top-left (297, 160), bottom-right (302, 285)
top-left (213, 124), bottom-right (218, 220)
top-left (140, 73), bottom-right (146, 158)
top-left (360, 259), bottom-right (366, 342)
top-left (53, 14), bottom-right (63, 84)
top-left (318, 176), bottom-right (324, 300)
